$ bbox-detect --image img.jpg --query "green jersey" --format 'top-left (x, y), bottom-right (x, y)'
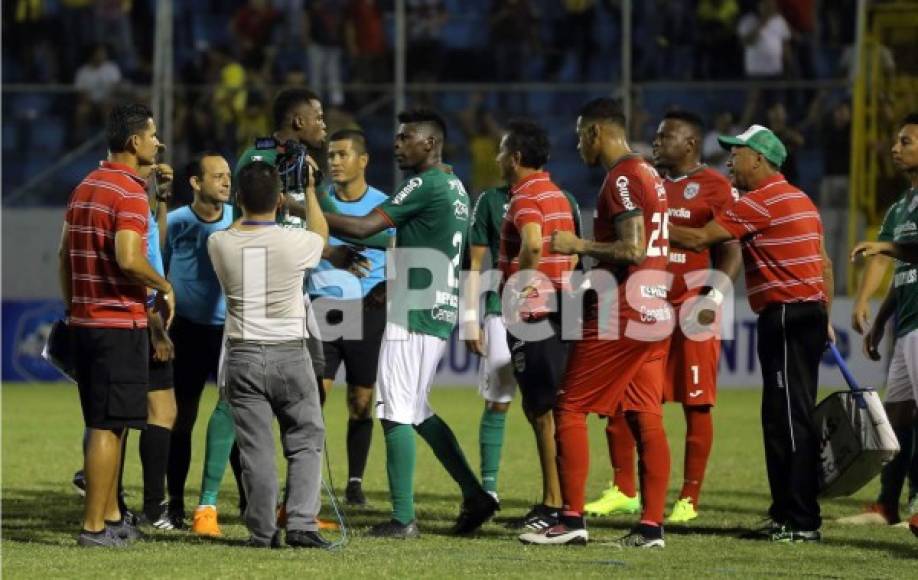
top-left (234, 142), bottom-right (389, 248)
top-left (376, 167), bottom-right (470, 339)
top-left (469, 186), bottom-right (583, 316)
top-left (878, 187), bottom-right (918, 337)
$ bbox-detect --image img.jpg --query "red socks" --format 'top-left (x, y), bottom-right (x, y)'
top-left (625, 411), bottom-right (671, 525)
top-left (606, 414), bottom-right (637, 497)
top-left (555, 410), bottom-right (590, 514)
top-left (680, 406), bottom-right (713, 506)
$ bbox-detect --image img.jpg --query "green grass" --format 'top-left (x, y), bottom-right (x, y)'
top-left (2, 383), bottom-right (917, 578)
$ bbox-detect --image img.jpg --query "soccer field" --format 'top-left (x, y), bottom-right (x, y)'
top-left (2, 383), bottom-right (916, 578)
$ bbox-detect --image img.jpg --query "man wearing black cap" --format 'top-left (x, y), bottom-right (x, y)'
top-left (670, 124), bottom-right (834, 543)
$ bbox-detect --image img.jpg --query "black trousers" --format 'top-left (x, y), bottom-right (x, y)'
top-left (757, 302), bottom-right (827, 530)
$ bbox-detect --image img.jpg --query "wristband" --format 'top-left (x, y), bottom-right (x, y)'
top-left (706, 287), bottom-right (725, 306)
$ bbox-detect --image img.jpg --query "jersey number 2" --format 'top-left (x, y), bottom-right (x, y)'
top-left (447, 231), bottom-right (463, 288)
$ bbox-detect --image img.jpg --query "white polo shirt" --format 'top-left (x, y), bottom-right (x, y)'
top-left (737, 13), bottom-right (791, 77)
top-left (208, 225), bottom-right (323, 342)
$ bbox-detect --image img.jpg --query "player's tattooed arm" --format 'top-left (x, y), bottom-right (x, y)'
top-left (551, 214), bottom-right (646, 265)
top-left (670, 220), bottom-right (734, 252)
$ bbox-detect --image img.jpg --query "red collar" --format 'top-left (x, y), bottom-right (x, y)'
top-left (511, 171), bottom-right (552, 195)
top-left (752, 172), bottom-right (787, 191)
top-left (99, 161), bottom-right (147, 187)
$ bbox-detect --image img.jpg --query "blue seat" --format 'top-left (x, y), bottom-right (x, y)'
top-left (30, 118), bottom-right (67, 156)
top-left (10, 94), bottom-right (53, 119)
top-left (3, 121), bottom-right (18, 153)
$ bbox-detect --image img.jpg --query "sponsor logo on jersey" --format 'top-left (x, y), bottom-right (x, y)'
top-left (616, 176), bottom-right (635, 210)
top-left (670, 251), bottom-right (686, 264)
top-left (894, 268), bottom-right (917, 287)
top-left (448, 178), bottom-right (469, 197)
top-left (453, 199), bottom-right (469, 220)
top-left (688, 390), bottom-right (703, 398)
top-left (894, 221), bottom-right (918, 238)
top-left (684, 182), bottom-right (700, 199)
top-left (392, 177), bottom-right (423, 205)
top-left (639, 285), bottom-right (669, 299)
top-left (668, 207), bottom-right (691, 220)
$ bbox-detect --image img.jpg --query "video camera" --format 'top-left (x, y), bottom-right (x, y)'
top-left (275, 140), bottom-right (323, 195)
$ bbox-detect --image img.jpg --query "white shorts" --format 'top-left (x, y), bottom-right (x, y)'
top-left (478, 315), bottom-right (516, 404)
top-left (375, 323), bottom-right (447, 425)
top-left (885, 329), bottom-right (918, 403)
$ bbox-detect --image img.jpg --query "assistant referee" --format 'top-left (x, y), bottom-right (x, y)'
top-left (669, 124), bottom-right (834, 543)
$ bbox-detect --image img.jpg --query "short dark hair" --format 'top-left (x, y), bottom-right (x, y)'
top-left (328, 129), bottom-right (368, 154)
top-left (237, 161), bottom-right (280, 214)
top-left (186, 150), bottom-right (224, 181)
top-left (663, 109), bottom-right (705, 139)
top-left (578, 98), bottom-right (626, 128)
top-left (902, 113), bottom-right (918, 127)
top-left (397, 108), bottom-right (448, 141)
top-left (107, 103), bottom-right (153, 152)
top-left (272, 88), bottom-right (321, 129)
top-left (504, 119), bottom-right (550, 169)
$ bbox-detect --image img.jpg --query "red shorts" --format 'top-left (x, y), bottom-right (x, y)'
top-left (663, 324), bottom-right (719, 406)
top-left (558, 323), bottom-right (670, 417)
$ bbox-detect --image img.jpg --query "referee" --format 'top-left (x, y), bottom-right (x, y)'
top-left (670, 124), bottom-right (834, 543)
top-left (307, 129), bottom-right (391, 506)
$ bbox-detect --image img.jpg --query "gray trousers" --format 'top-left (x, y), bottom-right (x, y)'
top-left (224, 340), bottom-right (325, 542)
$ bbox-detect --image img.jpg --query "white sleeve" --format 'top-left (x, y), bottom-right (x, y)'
top-left (206, 235), bottom-right (225, 285)
top-left (294, 230), bottom-right (324, 270)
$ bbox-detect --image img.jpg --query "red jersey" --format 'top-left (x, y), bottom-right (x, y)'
top-left (498, 171), bottom-right (576, 318)
top-left (594, 155), bottom-right (670, 327)
top-left (65, 161), bottom-right (150, 328)
top-left (714, 173), bottom-right (827, 313)
top-left (665, 166), bottom-right (737, 305)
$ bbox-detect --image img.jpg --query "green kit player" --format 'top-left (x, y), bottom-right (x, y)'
top-left (324, 108), bottom-right (499, 538)
top-left (847, 113), bottom-right (918, 529)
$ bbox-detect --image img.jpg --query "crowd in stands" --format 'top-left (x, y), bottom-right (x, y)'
top-left (3, 0), bottom-right (870, 245)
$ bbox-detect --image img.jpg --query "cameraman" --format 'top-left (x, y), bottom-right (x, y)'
top-left (208, 161), bottom-right (329, 548)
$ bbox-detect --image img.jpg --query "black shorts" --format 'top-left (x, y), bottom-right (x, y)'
top-left (170, 316), bottom-right (223, 403)
top-left (73, 326), bottom-right (149, 430)
top-left (318, 297), bottom-right (386, 386)
top-left (506, 317), bottom-right (569, 415)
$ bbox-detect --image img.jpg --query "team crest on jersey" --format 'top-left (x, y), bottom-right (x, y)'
top-left (684, 182), bottom-right (700, 199)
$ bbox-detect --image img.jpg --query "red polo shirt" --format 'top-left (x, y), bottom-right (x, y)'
top-left (498, 171), bottom-right (576, 318)
top-left (714, 173), bottom-right (827, 313)
top-left (65, 161), bottom-right (150, 328)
